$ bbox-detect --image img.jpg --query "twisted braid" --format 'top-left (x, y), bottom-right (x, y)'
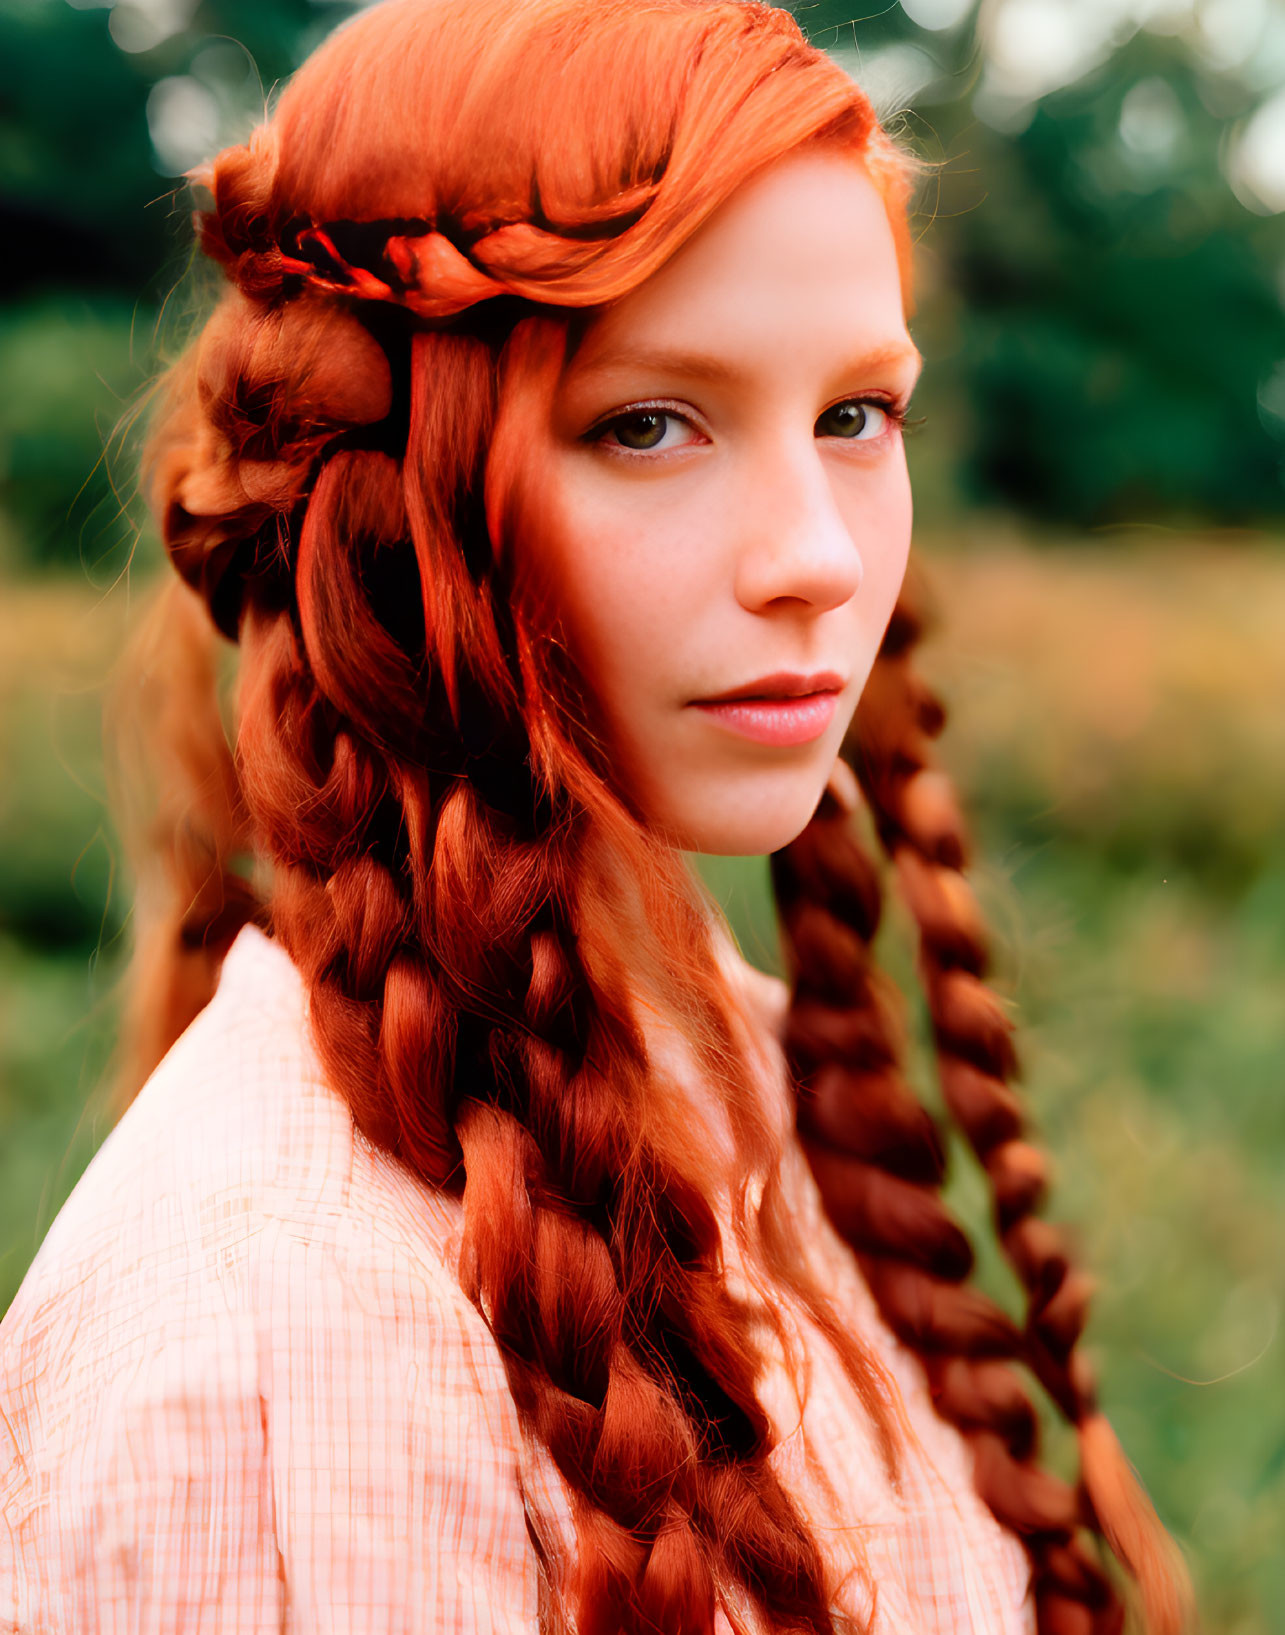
top-left (449, 868), bottom-right (838, 1634)
top-left (240, 625), bottom-right (853, 1634)
top-left (773, 568), bottom-right (1193, 1635)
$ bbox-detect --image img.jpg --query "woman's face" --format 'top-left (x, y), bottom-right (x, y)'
top-left (524, 148), bottom-right (919, 855)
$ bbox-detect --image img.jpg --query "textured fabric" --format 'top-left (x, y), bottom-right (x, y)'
top-left (0, 922), bottom-right (1035, 1634)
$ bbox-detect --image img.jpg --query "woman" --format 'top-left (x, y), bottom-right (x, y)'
top-left (0, 1), bottom-right (1190, 1631)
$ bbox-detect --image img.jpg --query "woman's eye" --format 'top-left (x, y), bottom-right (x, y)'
top-left (815, 400), bottom-right (890, 440)
top-left (598, 409), bottom-right (697, 453)
top-left (593, 400), bottom-right (901, 453)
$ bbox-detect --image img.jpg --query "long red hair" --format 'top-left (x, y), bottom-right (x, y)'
top-left (110, 1), bottom-right (1191, 1630)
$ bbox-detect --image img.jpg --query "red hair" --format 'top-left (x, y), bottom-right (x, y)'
top-left (113, 1), bottom-right (1191, 1630)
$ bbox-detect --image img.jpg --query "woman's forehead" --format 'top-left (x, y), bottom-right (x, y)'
top-left (559, 154), bottom-right (916, 391)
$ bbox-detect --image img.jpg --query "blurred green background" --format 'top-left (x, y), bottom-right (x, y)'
top-left (2, 0), bottom-right (1284, 1627)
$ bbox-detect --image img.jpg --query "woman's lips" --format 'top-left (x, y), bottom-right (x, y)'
top-left (690, 690), bottom-right (840, 747)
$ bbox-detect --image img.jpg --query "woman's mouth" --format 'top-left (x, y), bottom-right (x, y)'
top-left (689, 671), bottom-right (844, 747)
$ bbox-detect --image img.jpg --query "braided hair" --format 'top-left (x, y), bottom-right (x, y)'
top-left (773, 573), bottom-right (1191, 1634)
top-left (110, 1), bottom-right (1190, 1630)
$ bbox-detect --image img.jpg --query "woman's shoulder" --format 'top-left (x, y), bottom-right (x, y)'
top-left (0, 925), bottom-right (547, 1633)
top-left (0, 923), bottom-right (476, 1394)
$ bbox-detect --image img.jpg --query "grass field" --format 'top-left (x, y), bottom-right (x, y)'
top-left (3, 535), bottom-right (1283, 1631)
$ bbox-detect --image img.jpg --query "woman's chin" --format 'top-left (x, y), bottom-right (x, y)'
top-left (651, 777), bottom-right (830, 858)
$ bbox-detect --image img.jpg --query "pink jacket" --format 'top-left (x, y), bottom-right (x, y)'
top-left (0, 922), bottom-right (1033, 1633)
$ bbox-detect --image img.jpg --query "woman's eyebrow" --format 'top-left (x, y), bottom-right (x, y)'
top-left (570, 340), bottom-right (924, 389)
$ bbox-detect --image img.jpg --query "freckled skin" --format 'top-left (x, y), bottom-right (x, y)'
top-left (527, 151), bottom-right (919, 855)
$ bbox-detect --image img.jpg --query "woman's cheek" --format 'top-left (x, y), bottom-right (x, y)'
top-left (854, 466), bottom-right (913, 642)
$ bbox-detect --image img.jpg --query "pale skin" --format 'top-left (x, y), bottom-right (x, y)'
top-left (529, 149), bottom-right (920, 856)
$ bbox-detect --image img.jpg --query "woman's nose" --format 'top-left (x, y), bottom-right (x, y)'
top-left (731, 441), bottom-right (864, 615)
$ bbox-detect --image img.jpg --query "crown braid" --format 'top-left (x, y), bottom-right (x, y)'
top-left (773, 566), bottom-right (1194, 1635)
